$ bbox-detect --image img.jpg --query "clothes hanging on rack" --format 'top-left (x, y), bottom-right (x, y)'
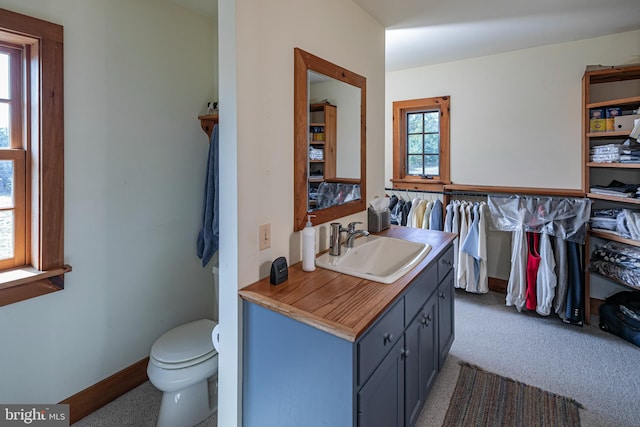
top-left (489, 195), bottom-right (590, 324)
top-left (536, 232), bottom-right (557, 316)
top-left (506, 228), bottom-right (527, 311)
top-left (526, 232), bottom-right (541, 311)
top-left (386, 190), bottom-right (444, 231)
top-left (445, 200), bottom-right (489, 293)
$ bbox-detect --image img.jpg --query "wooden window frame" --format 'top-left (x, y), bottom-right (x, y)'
top-left (0, 8), bottom-right (70, 307)
top-left (391, 97), bottom-right (450, 191)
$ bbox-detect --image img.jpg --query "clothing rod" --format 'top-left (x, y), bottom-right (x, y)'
top-left (385, 188), bottom-right (588, 201)
top-left (384, 187), bottom-right (444, 195)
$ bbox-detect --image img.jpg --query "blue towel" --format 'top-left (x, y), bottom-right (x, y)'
top-left (197, 124), bottom-right (219, 267)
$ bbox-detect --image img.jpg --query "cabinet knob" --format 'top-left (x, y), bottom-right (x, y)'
top-left (421, 313), bottom-right (432, 326)
top-left (440, 293), bottom-right (446, 299)
top-left (442, 259), bottom-right (452, 266)
top-left (401, 348), bottom-right (410, 359)
top-left (383, 333), bottom-right (394, 344)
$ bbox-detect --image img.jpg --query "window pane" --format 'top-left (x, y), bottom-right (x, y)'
top-left (0, 160), bottom-right (13, 208)
top-left (424, 111), bottom-right (439, 133)
top-left (0, 104), bottom-right (9, 148)
top-left (0, 53), bottom-right (8, 99)
top-left (424, 155), bottom-right (440, 176)
top-left (0, 210), bottom-right (13, 260)
top-left (407, 134), bottom-right (423, 154)
top-left (407, 113), bottom-right (423, 134)
top-left (407, 155), bottom-right (423, 175)
top-left (424, 133), bottom-right (439, 154)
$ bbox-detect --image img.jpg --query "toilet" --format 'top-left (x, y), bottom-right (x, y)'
top-left (147, 319), bottom-right (218, 427)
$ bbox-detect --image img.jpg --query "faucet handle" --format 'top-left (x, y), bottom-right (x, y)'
top-left (347, 221), bottom-right (363, 232)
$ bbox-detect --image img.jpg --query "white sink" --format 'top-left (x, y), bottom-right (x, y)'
top-left (315, 235), bottom-right (431, 284)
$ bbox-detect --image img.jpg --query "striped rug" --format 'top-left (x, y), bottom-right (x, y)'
top-left (442, 362), bottom-right (583, 427)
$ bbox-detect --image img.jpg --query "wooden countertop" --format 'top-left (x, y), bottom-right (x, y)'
top-left (239, 226), bottom-right (456, 342)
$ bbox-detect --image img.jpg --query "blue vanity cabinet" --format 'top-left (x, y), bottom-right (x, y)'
top-left (404, 292), bottom-right (438, 426)
top-left (240, 230), bottom-right (456, 427)
top-left (437, 245), bottom-right (455, 370)
top-left (242, 301), bottom-right (357, 427)
top-left (357, 337), bottom-right (405, 427)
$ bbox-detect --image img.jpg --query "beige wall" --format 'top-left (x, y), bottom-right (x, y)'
top-left (386, 30), bottom-right (640, 283)
top-left (386, 30), bottom-right (640, 190)
top-left (217, 0), bottom-right (385, 424)
top-left (0, 0), bottom-right (216, 404)
top-left (234, 0), bottom-right (385, 286)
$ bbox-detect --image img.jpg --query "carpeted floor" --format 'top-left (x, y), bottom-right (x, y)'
top-left (416, 290), bottom-right (639, 427)
top-left (442, 362), bottom-right (582, 427)
top-left (73, 290), bottom-right (640, 427)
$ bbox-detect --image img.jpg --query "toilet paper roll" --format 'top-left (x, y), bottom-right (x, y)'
top-left (212, 324), bottom-right (221, 353)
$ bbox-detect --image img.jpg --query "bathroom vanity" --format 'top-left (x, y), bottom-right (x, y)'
top-left (239, 226), bottom-right (456, 427)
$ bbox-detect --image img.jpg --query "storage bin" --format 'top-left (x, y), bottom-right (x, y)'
top-left (368, 207), bottom-right (390, 233)
top-left (614, 114), bottom-right (640, 131)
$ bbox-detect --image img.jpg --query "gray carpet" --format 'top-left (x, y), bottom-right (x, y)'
top-left (73, 290), bottom-right (640, 427)
top-left (418, 291), bottom-right (639, 427)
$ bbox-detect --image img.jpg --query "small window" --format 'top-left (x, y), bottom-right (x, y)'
top-left (392, 97), bottom-right (450, 191)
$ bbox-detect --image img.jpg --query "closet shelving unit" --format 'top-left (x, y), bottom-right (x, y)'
top-left (308, 103), bottom-right (336, 209)
top-left (582, 64), bottom-right (640, 321)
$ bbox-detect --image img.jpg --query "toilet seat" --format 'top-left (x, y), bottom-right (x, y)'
top-left (150, 319), bottom-right (218, 370)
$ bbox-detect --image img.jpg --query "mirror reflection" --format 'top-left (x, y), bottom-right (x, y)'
top-left (308, 71), bottom-right (361, 212)
top-left (294, 48), bottom-right (366, 231)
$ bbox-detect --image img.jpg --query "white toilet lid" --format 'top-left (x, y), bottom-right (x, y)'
top-left (151, 319), bottom-right (218, 364)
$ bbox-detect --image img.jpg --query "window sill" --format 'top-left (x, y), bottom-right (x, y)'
top-left (0, 264), bottom-right (72, 307)
top-left (390, 179), bottom-right (449, 192)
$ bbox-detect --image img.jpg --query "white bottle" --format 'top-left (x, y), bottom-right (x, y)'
top-left (302, 215), bottom-right (316, 272)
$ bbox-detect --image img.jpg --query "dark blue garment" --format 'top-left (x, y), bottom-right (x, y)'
top-left (401, 200), bottom-right (411, 226)
top-left (565, 241), bottom-right (584, 325)
top-left (429, 199), bottom-right (444, 231)
top-left (197, 124), bottom-right (219, 267)
top-left (390, 199), bottom-right (404, 225)
top-left (388, 195), bottom-right (398, 212)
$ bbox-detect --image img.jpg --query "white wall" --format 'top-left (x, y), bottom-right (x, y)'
top-left (386, 30), bottom-right (640, 190)
top-left (386, 30), bottom-right (640, 282)
top-left (231, 0), bottom-right (385, 287)
top-left (217, 0), bottom-right (384, 424)
top-left (0, 0), bottom-right (216, 404)
top-left (310, 80), bottom-right (362, 178)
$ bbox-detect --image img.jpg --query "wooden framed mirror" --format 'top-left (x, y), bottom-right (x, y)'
top-left (293, 48), bottom-right (366, 231)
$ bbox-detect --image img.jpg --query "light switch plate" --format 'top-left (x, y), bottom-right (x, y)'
top-left (259, 223), bottom-right (271, 250)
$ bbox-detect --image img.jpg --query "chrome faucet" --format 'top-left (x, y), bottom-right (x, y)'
top-left (330, 221), bottom-right (371, 256)
top-left (345, 221), bottom-right (370, 248)
top-left (329, 222), bottom-right (346, 256)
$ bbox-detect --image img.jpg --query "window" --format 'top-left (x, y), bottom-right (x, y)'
top-left (392, 97), bottom-right (450, 191)
top-left (0, 44), bottom-right (26, 270)
top-left (0, 8), bottom-right (68, 307)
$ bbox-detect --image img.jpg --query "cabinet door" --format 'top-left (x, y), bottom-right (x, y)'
top-left (405, 295), bottom-right (438, 427)
top-left (437, 270), bottom-right (455, 370)
top-left (358, 338), bottom-right (405, 427)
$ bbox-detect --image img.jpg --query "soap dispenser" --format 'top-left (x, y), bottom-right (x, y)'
top-left (302, 215), bottom-right (316, 272)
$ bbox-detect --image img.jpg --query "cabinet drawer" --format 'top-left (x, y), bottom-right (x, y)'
top-left (438, 245), bottom-right (454, 283)
top-left (404, 265), bottom-right (437, 325)
top-left (357, 300), bottom-right (404, 387)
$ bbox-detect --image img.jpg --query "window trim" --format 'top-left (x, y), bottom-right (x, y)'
top-left (391, 96), bottom-right (450, 191)
top-left (0, 8), bottom-right (69, 307)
